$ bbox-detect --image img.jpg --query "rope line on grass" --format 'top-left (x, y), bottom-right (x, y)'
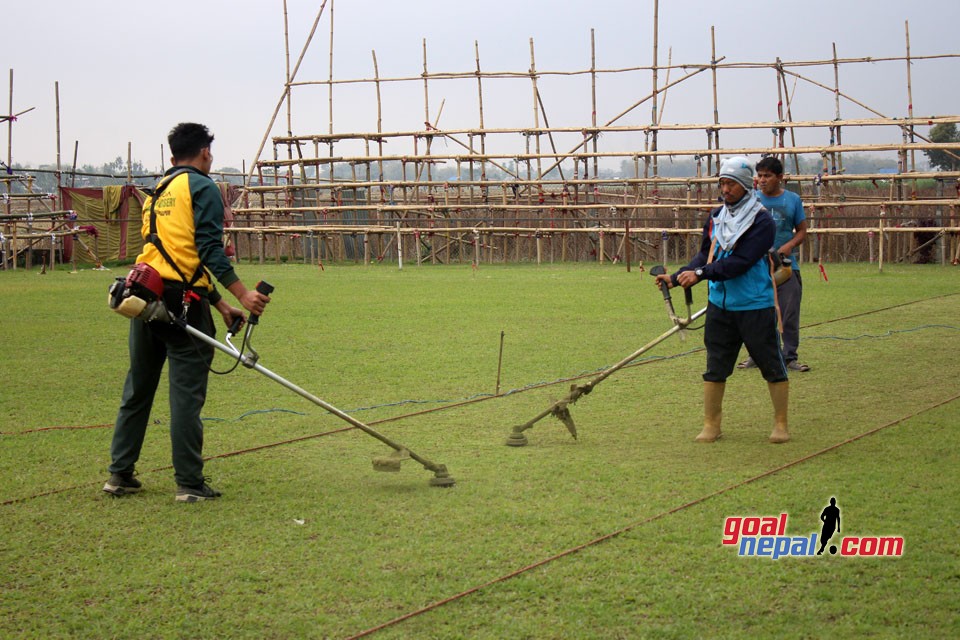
top-left (805, 324), bottom-right (958, 341)
top-left (2, 292), bottom-right (958, 505)
top-left (6, 320), bottom-right (956, 437)
top-left (342, 390), bottom-right (960, 640)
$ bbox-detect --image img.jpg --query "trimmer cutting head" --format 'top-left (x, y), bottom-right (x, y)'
top-left (371, 450), bottom-right (456, 487)
top-left (505, 428), bottom-right (529, 447)
top-left (428, 465), bottom-right (456, 487)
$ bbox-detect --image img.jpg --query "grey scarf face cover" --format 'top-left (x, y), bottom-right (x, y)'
top-left (715, 191), bottom-right (764, 250)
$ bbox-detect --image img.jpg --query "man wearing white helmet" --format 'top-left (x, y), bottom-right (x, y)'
top-left (654, 156), bottom-right (790, 444)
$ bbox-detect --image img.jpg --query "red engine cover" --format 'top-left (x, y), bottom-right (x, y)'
top-left (125, 263), bottom-right (164, 300)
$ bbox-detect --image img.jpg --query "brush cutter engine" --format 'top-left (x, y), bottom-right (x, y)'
top-left (770, 250), bottom-right (793, 286)
top-left (108, 262), bottom-right (171, 322)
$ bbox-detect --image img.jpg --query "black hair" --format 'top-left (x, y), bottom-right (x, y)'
top-left (168, 122), bottom-right (214, 161)
top-left (756, 156), bottom-right (784, 175)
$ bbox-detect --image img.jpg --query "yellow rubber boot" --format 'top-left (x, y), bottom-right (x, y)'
top-left (768, 381), bottom-right (790, 443)
top-left (696, 382), bottom-right (725, 442)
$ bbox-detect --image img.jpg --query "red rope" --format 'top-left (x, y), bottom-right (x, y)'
top-left (344, 391), bottom-right (960, 639)
top-left (5, 293), bottom-right (956, 506)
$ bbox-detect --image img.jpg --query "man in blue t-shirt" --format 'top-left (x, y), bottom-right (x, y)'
top-left (738, 156), bottom-right (810, 372)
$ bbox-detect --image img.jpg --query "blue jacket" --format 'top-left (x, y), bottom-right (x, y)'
top-left (676, 204), bottom-right (777, 311)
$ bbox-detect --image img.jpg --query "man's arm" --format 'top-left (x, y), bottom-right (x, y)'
top-left (191, 176), bottom-right (269, 318)
top-left (656, 215), bottom-right (713, 289)
top-left (225, 280), bottom-right (268, 316)
top-left (777, 219), bottom-right (808, 256)
top-left (698, 211), bottom-right (776, 282)
top-left (192, 176), bottom-right (240, 288)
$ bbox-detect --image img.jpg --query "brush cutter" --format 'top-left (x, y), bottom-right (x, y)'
top-left (177, 281), bottom-right (455, 487)
top-left (505, 267), bottom-right (706, 447)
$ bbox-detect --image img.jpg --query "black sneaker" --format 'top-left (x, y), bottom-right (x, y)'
top-left (103, 472), bottom-right (142, 496)
top-left (175, 482), bottom-right (222, 503)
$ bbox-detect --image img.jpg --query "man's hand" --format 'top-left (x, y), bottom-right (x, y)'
top-left (655, 271), bottom-right (700, 289)
top-left (214, 298), bottom-right (246, 329)
top-left (226, 280), bottom-right (271, 317)
top-left (654, 273), bottom-right (673, 290)
top-left (239, 289), bottom-right (269, 316)
top-left (675, 270), bottom-right (700, 288)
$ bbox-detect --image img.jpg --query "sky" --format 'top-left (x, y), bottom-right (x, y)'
top-left (3, 0), bottom-right (959, 172)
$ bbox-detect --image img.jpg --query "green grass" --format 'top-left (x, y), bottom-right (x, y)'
top-left (1, 262), bottom-right (958, 639)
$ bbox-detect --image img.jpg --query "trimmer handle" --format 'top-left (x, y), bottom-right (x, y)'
top-left (248, 280), bottom-right (274, 325)
top-left (649, 265), bottom-right (672, 301)
top-left (228, 315), bottom-right (244, 336)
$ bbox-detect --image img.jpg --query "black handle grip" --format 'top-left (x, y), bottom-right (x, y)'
top-left (228, 315), bottom-right (244, 336)
top-left (649, 265), bottom-right (672, 301)
top-left (684, 286), bottom-right (694, 307)
top-left (248, 280), bottom-right (274, 325)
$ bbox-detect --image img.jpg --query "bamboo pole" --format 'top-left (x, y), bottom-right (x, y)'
top-left (777, 58), bottom-right (801, 175)
top-left (710, 27), bottom-right (720, 177)
top-left (244, 0), bottom-right (329, 187)
top-left (878, 205), bottom-right (885, 272)
top-left (328, 0), bottom-right (335, 136)
top-left (271, 115), bottom-right (960, 144)
top-left (904, 20), bottom-right (921, 207)
top-left (528, 39), bottom-right (543, 182)
top-left (55, 81), bottom-right (61, 192)
top-left (658, 48), bottom-right (672, 126)
top-left (474, 41), bottom-right (486, 209)
top-left (6, 69), bottom-right (11, 193)
top-left (5, 69), bottom-right (11, 261)
top-left (651, 0), bottom-right (659, 183)
top-left (832, 43), bottom-right (844, 178)
top-left (372, 49), bottom-right (384, 263)
top-left (283, 0), bottom-right (292, 138)
top-left (589, 30), bottom-right (599, 184)
top-left (283, 52), bottom-right (960, 88)
top-left (252, 141), bottom-right (960, 172)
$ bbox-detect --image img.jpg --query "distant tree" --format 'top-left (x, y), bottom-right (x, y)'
top-left (924, 123), bottom-right (960, 172)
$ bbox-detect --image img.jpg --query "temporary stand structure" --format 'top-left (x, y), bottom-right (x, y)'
top-left (224, 1), bottom-right (960, 269)
top-left (4, 6), bottom-right (960, 269)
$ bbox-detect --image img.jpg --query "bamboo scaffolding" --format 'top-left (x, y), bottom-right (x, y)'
top-left (234, 199), bottom-right (959, 217)
top-left (240, 174), bottom-right (959, 195)
top-left (6, 7), bottom-right (960, 269)
top-left (271, 116), bottom-right (960, 146)
top-left (252, 143), bottom-right (960, 171)
top-left (282, 53), bottom-right (960, 88)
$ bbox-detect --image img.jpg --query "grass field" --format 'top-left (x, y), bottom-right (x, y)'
top-left (1, 261), bottom-right (958, 639)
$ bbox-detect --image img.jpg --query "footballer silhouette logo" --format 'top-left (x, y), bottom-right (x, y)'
top-left (817, 497), bottom-right (841, 555)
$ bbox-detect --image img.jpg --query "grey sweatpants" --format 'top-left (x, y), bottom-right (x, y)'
top-left (777, 271), bottom-right (803, 363)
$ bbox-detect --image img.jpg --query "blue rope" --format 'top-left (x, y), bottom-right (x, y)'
top-left (806, 324), bottom-right (958, 341)
top-left (202, 408), bottom-right (307, 423)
